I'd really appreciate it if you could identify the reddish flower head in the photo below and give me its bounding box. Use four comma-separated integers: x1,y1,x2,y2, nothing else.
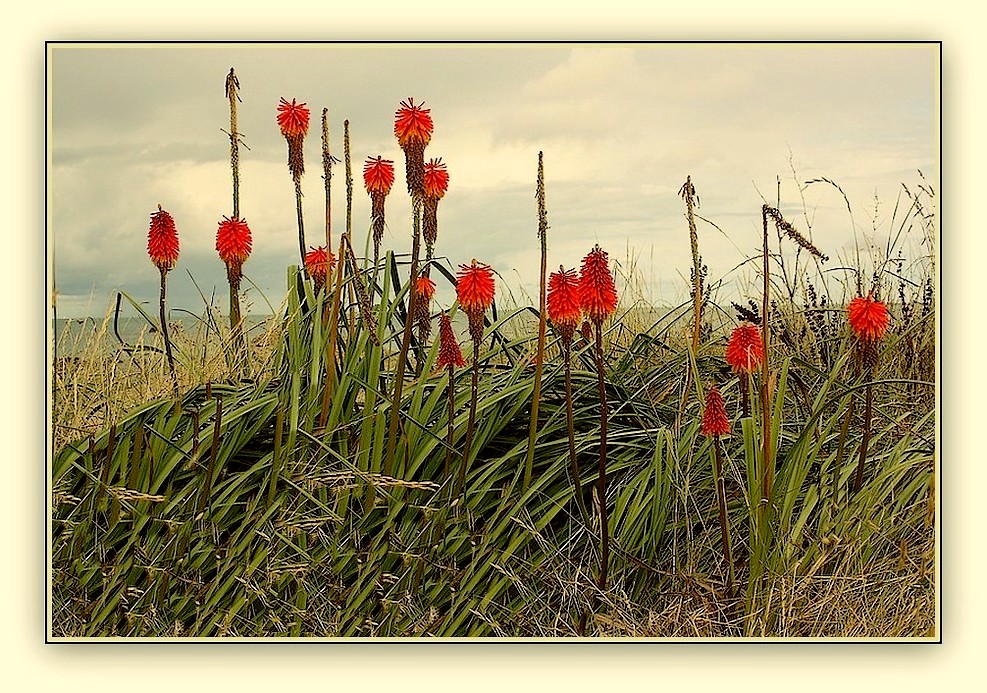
216,216,252,267
456,260,496,315
423,158,449,200
394,98,433,148
416,275,436,302
579,245,618,324
364,156,395,195
277,98,310,139
304,246,335,288
726,323,765,375
548,267,582,339
147,206,179,272
701,386,731,438
847,293,890,343
437,312,466,369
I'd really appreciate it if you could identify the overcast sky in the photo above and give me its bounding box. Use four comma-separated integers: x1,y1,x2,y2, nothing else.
49,42,938,319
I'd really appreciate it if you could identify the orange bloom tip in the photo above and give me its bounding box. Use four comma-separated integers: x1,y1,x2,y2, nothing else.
847,293,890,343
394,98,433,148
147,207,179,271
277,97,310,138
701,386,731,437
725,323,764,374
363,156,395,195
578,245,618,324
215,216,252,265
456,260,496,315
304,246,335,279
437,312,466,369
547,267,582,329
423,158,449,200
416,275,436,301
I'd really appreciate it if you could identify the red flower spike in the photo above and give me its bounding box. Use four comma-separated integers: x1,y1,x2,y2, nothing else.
394,98,433,148
216,216,252,266
702,386,731,437
437,312,466,369
147,206,180,272
725,323,765,375
364,156,395,195
416,275,436,302
277,98,310,138
456,260,496,315
304,246,335,289
579,244,618,324
423,158,449,200
847,293,890,343
548,267,582,342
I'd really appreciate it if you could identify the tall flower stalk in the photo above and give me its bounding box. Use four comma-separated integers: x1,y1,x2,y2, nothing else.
524,152,549,492
437,311,466,479
579,245,618,602
422,157,449,265
547,266,587,526
454,260,496,497
277,97,310,267
215,216,252,369
147,205,180,398
848,292,890,494
385,99,435,478
225,68,242,219
702,385,735,599
363,155,395,269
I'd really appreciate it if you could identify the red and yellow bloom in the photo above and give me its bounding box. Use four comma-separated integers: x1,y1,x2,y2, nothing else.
701,386,731,437
548,267,582,344
725,323,764,375
364,156,395,195
579,245,618,324
847,293,890,343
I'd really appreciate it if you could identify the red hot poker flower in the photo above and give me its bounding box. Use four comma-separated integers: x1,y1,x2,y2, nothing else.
579,245,618,325
456,260,496,315
701,386,731,437
364,156,395,195
394,98,433,148
148,206,180,272
416,275,436,302
726,323,765,375
304,246,335,291
437,312,466,369
548,267,582,343
277,98,310,138
423,158,449,200
216,216,252,266
847,293,890,343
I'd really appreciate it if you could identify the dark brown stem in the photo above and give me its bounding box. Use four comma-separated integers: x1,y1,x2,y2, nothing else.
594,322,610,593
158,268,179,399
225,68,240,219
564,342,590,527
456,337,481,498
294,175,306,270
322,108,331,251
384,200,423,478
760,205,772,508
852,379,874,495
444,364,456,479
712,436,735,598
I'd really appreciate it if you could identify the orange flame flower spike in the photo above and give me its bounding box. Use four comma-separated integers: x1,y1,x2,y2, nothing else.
364,156,395,195
423,158,449,200
147,206,180,272
395,98,434,199
416,275,436,301
701,386,731,438
304,246,335,292
725,323,765,375
277,98,310,138
437,312,466,369
456,260,496,315
394,98,433,147
847,293,890,343
579,245,618,325
216,216,252,285
548,267,582,344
